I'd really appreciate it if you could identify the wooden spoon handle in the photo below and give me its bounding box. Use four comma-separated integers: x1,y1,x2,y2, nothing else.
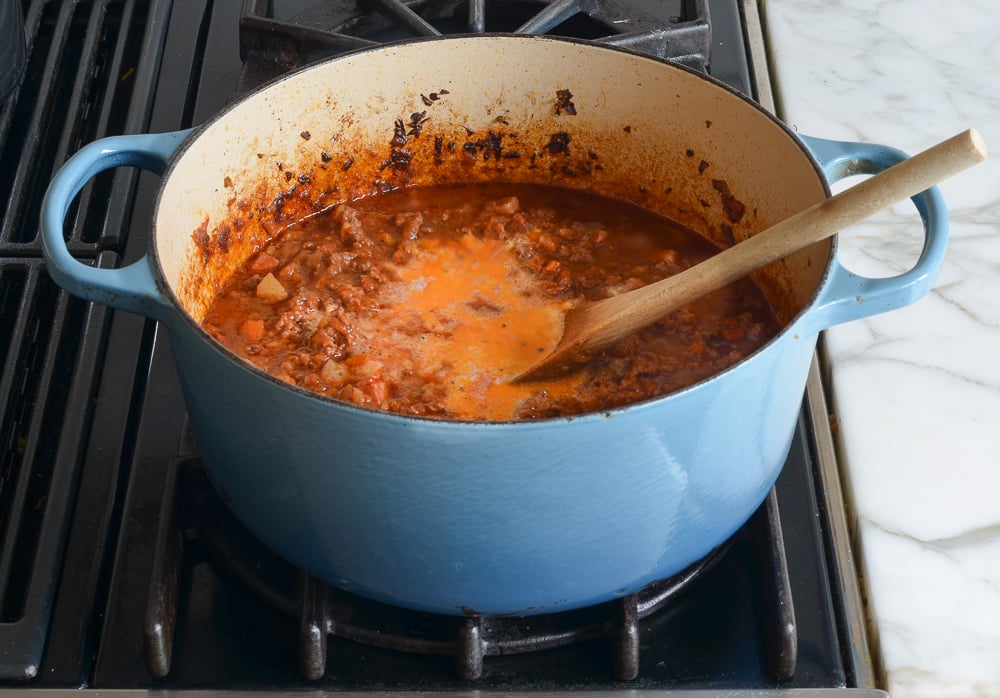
518,128,987,381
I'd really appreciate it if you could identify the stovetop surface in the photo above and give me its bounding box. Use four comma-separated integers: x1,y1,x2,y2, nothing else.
85,418,846,690
0,0,873,692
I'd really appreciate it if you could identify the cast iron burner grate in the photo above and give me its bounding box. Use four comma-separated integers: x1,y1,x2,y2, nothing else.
237,0,711,92
0,0,171,680
143,456,797,682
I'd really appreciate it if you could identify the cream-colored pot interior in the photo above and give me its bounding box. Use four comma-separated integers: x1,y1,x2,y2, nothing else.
154,36,828,328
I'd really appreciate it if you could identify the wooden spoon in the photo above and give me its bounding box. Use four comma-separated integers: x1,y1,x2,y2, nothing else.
514,128,987,383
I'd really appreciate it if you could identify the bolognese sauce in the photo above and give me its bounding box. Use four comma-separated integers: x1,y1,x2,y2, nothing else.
201,183,780,421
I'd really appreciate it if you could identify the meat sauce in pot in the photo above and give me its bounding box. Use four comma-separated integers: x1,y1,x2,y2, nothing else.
201,183,780,421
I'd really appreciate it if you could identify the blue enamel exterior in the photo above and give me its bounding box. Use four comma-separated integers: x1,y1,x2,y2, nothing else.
40,128,949,616
796,135,949,334
39,130,191,322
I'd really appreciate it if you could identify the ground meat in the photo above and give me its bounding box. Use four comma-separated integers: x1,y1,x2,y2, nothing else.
202,183,780,421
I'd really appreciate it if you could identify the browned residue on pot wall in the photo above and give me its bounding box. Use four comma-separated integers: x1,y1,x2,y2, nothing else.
175,77,813,330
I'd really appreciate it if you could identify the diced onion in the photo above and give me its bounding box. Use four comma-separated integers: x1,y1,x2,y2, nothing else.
320,359,348,384
256,272,288,302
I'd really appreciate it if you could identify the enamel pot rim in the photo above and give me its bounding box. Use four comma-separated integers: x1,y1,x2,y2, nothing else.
145,34,836,427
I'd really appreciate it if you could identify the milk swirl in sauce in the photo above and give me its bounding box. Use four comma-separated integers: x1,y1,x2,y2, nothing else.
201,183,780,421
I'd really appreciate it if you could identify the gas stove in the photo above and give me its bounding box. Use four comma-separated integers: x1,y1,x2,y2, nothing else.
0,0,882,695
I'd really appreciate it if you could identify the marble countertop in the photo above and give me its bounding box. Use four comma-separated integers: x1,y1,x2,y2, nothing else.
763,1,1000,696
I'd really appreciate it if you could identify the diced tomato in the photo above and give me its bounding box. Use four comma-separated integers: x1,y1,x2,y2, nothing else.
362,375,387,406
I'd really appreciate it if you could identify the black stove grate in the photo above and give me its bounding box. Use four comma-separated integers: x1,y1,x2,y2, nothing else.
0,0,165,255
0,254,110,680
237,0,711,92
141,457,797,683
0,0,174,680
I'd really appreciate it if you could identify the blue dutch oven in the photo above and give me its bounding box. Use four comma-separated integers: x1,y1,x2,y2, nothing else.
40,36,947,616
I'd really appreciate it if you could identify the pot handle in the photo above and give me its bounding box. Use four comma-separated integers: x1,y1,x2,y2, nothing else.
40,129,193,323
796,134,948,333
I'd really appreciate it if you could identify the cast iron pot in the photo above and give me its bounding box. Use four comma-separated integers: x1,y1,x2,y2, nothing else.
40,36,947,616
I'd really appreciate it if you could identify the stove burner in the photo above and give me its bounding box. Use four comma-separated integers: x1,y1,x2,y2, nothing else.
143,457,797,682
238,0,711,91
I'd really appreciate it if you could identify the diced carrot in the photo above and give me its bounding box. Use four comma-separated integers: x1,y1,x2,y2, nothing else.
721,324,745,342
687,340,707,355
249,252,280,274
241,318,265,341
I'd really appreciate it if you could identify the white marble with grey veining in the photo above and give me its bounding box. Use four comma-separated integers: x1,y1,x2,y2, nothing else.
763,0,1000,696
